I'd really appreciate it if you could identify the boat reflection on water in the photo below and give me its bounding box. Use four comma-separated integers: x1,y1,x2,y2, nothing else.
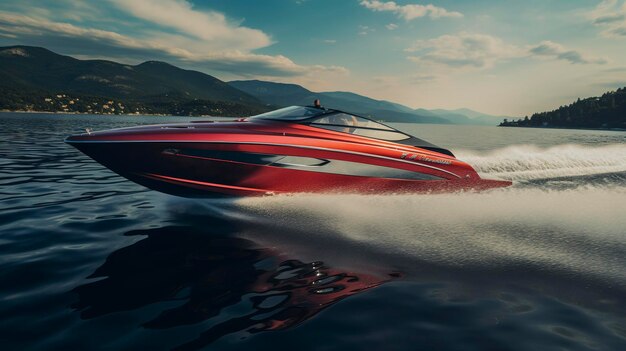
71,225,398,351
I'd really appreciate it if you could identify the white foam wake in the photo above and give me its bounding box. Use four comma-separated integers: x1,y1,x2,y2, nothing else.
456,144,626,181
169,142,626,289
232,187,626,285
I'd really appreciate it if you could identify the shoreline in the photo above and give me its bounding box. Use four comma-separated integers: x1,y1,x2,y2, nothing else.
4,110,625,131
498,124,626,132
0,109,222,118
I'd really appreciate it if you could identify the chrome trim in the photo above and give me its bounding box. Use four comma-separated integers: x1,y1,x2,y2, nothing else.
271,156,330,168
64,139,461,178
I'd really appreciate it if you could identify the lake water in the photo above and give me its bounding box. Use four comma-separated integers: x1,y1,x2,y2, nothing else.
2,112,626,351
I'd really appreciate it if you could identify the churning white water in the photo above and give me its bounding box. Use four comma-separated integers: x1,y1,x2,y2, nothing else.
457,144,626,181
190,144,622,294
165,141,626,317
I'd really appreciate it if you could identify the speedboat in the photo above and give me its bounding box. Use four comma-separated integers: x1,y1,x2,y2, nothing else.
65,106,511,197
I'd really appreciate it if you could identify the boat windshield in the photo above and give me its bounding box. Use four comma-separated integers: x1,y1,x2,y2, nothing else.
248,106,326,121
248,106,450,151
312,113,394,130
309,113,410,141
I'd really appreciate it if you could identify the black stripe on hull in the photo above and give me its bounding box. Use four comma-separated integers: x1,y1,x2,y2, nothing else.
166,148,444,181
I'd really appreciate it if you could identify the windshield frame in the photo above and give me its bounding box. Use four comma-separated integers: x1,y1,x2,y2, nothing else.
249,106,403,132
248,106,454,155
247,106,329,121
305,111,411,141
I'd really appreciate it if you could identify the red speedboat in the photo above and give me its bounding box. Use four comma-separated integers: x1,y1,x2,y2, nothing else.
65,106,511,197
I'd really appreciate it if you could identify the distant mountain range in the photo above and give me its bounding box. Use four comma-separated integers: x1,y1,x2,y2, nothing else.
229,80,508,125
0,46,266,116
0,45,510,124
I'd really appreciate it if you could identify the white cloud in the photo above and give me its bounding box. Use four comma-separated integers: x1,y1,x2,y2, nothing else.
0,13,151,50
358,25,374,35
0,12,349,78
589,0,626,37
109,0,271,52
323,39,337,44
593,13,625,25
360,0,463,20
405,32,520,69
528,41,608,65
386,23,398,30
405,32,607,69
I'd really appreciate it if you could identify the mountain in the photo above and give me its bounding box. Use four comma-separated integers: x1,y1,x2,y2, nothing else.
423,108,508,125
320,91,416,114
0,45,266,116
421,109,474,124
449,108,497,119
229,79,511,125
500,88,626,129
449,108,510,125
228,80,319,107
0,45,509,123
413,108,441,118
229,80,450,124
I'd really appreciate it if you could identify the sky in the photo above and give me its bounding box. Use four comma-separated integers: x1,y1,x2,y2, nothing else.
1,0,625,116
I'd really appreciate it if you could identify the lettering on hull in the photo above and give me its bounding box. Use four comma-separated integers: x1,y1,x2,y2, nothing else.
400,152,452,165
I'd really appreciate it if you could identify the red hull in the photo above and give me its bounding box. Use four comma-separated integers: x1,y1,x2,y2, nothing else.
66,113,511,197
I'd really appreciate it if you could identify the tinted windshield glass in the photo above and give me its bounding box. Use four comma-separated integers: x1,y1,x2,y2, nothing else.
310,113,409,141
316,125,410,141
312,113,394,130
249,106,325,121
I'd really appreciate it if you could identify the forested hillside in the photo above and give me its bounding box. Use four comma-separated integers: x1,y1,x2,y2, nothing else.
500,88,626,129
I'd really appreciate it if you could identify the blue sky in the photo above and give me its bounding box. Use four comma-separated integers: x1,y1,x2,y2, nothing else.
1,0,625,116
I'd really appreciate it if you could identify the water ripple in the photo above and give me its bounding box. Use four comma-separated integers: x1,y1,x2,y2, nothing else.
1,112,625,351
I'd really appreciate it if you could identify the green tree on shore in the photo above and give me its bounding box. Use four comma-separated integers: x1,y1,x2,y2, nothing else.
500,87,626,129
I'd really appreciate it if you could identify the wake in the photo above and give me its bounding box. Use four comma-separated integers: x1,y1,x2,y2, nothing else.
169,143,626,286
456,144,626,181
167,143,626,314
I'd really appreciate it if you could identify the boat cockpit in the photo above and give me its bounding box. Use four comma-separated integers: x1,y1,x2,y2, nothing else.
249,106,454,156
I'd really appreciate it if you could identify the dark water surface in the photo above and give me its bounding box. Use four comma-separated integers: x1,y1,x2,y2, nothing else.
2,112,626,350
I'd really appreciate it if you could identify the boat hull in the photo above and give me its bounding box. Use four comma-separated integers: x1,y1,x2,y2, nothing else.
67,139,511,198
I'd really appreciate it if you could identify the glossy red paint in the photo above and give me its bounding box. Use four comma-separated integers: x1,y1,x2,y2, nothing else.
66,117,511,197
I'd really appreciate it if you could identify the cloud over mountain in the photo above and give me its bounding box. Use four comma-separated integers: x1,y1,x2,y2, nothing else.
0,2,347,78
